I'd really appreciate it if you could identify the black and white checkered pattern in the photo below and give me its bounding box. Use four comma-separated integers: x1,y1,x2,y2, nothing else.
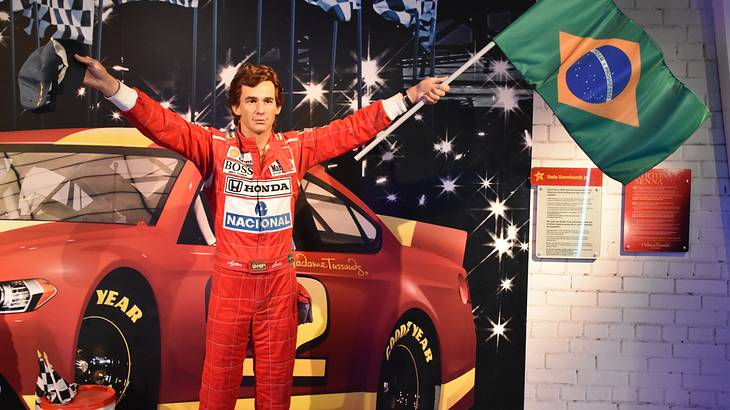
21,0,94,45
372,0,437,48
372,0,418,28
417,0,436,49
112,0,198,7
34,351,78,409
303,0,359,22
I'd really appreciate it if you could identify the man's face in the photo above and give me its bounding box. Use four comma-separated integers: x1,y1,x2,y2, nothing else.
232,80,282,137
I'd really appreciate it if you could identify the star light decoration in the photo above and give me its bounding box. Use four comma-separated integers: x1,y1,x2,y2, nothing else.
466,177,530,279
159,96,176,111
486,311,512,349
384,191,398,203
377,140,402,166
0,27,6,47
436,175,461,198
295,76,329,110
0,11,9,22
488,59,514,82
499,277,515,293
433,134,455,158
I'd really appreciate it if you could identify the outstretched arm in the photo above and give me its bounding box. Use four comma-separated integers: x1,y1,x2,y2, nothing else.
295,76,449,175
74,54,215,178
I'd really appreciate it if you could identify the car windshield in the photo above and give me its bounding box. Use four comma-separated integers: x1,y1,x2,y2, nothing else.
0,146,183,225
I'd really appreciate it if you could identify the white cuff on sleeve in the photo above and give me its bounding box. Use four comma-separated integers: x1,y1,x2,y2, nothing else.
105,82,138,112
382,93,408,120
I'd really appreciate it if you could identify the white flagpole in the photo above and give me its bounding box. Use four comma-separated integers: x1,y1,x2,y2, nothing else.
354,40,496,161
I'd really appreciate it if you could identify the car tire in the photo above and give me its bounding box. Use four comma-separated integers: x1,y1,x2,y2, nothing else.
376,311,441,410
74,269,160,410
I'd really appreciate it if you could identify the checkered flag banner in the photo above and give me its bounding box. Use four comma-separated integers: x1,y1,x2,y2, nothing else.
373,0,438,48
302,0,359,22
34,351,78,409
19,0,94,45
372,0,438,48
417,0,436,49
0,0,27,10
111,0,198,7
372,0,418,27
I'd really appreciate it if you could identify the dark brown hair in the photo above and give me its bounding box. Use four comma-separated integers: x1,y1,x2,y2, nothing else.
227,63,284,125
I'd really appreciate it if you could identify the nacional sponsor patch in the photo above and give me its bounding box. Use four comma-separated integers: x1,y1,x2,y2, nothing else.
223,194,292,233
224,176,292,199
222,159,254,178
224,211,292,233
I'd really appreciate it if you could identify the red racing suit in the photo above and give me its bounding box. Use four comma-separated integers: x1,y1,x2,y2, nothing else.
113,84,397,409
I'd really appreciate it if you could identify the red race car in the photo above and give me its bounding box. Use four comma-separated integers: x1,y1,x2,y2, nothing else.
0,128,475,410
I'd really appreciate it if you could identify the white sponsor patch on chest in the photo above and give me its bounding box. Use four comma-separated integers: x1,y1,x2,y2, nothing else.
222,159,254,178
269,160,288,176
223,194,292,233
224,176,292,199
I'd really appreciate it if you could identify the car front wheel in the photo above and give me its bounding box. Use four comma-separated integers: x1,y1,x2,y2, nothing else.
74,269,160,410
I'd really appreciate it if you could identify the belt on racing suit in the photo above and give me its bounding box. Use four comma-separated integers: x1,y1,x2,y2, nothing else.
215,253,294,274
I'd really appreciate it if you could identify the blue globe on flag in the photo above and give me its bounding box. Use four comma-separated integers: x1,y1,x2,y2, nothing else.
566,45,632,104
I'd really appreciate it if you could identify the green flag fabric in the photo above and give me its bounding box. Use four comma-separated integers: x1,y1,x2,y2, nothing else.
494,0,709,184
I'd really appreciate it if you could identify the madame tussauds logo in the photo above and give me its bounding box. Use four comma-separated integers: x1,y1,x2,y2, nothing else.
224,176,292,198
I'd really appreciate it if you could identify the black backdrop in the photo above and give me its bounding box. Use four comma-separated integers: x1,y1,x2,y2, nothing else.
0,1,533,408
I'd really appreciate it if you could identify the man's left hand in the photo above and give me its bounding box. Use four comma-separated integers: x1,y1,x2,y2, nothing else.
407,76,450,105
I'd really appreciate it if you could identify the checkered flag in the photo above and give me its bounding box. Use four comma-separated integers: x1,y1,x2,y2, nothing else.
34,351,78,409
372,0,419,27
20,0,94,45
417,0,437,49
303,0,359,22
111,0,198,7
372,0,438,48
0,0,29,10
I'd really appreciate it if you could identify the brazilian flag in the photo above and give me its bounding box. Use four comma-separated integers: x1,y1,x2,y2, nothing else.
495,0,709,184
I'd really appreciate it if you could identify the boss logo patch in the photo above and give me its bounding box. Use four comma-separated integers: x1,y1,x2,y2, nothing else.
223,159,253,178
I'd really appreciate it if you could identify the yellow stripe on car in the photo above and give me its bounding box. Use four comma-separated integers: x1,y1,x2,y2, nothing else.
438,367,475,410
377,214,416,247
57,128,154,148
158,392,377,410
0,220,51,233
243,358,326,378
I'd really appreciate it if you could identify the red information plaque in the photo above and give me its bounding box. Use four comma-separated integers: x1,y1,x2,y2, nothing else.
623,169,691,252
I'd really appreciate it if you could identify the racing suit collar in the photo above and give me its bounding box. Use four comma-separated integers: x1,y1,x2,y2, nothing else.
235,126,273,153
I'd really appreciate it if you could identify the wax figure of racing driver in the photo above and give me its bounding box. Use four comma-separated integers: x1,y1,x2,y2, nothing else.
75,53,448,410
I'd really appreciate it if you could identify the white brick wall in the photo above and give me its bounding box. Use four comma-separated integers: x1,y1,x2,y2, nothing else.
525,0,730,409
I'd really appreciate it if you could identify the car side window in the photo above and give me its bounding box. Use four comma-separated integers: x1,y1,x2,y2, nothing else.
178,189,215,246
293,175,380,253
